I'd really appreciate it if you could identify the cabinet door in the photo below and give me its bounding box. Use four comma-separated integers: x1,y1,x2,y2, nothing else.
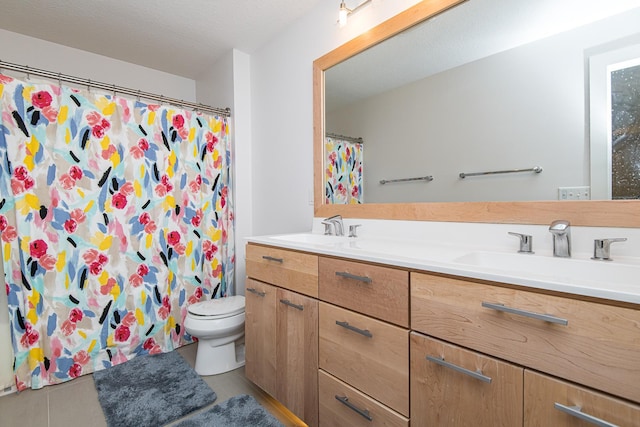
276,288,319,427
244,279,277,397
411,332,523,427
525,370,640,427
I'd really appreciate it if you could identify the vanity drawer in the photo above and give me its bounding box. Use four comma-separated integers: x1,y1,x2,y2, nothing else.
411,272,640,403
319,257,409,327
246,244,318,297
319,302,409,416
319,370,409,427
525,370,640,427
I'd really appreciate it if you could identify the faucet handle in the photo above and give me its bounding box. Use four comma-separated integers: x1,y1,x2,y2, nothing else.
592,238,627,261
508,232,534,254
348,224,362,238
549,220,570,233
321,220,335,236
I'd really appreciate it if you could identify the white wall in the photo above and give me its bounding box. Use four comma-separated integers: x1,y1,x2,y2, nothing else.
229,51,252,296
195,49,252,295
249,0,422,236
0,29,196,100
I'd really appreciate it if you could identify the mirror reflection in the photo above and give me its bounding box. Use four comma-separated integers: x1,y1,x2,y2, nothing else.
324,0,640,204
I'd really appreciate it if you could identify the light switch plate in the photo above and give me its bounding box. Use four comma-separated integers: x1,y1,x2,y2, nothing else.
558,186,590,200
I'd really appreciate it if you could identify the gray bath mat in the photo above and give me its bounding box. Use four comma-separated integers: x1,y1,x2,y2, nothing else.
174,394,285,427
93,350,217,427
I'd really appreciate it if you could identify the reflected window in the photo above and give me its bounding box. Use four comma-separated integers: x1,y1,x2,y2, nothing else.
611,61,640,199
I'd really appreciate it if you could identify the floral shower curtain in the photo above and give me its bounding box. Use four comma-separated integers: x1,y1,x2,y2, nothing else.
0,74,234,390
325,136,363,204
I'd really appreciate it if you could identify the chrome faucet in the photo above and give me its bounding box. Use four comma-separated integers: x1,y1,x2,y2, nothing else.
322,215,344,236
549,220,571,257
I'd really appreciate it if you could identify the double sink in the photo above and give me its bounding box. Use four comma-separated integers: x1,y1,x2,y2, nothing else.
258,232,640,304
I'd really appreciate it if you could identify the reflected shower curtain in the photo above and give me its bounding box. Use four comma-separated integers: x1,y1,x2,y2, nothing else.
0,74,234,390
325,136,363,204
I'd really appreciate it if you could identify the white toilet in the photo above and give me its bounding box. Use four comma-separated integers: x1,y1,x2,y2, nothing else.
184,295,246,376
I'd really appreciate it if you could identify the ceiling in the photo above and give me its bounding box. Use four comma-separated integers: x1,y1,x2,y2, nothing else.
0,0,323,79
325,0,640,111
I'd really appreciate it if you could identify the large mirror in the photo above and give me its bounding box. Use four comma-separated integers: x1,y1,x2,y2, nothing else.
313,0,640,227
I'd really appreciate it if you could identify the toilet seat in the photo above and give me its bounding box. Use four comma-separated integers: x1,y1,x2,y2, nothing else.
187,295,245,320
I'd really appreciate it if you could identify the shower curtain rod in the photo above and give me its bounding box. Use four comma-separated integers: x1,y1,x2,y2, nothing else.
0,60,231,117
326,132,364,144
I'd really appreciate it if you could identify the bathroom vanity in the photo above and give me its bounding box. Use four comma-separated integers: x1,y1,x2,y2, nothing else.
245,223,640,427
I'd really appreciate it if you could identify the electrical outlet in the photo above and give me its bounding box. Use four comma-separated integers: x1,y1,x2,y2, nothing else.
558,186,590,200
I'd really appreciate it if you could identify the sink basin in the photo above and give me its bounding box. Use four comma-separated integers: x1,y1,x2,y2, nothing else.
346,238,463,262
268,233,348,245
453,251,640,288
266,234,459,261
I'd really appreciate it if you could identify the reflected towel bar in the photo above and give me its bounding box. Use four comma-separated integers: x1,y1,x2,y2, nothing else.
459,166,542,179
380,175,433,185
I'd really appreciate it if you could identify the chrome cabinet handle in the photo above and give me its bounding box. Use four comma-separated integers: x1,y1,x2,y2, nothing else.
246,288,266,297
426,355,492,383
335,395,372,421
335,271,372,283
335,320,373,338
279,299,303,311
262,255,283,263
481,301,569,326
554,403,619,427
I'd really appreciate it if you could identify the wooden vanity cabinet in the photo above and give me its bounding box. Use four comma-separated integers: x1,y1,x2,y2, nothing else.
275,288,318,427
246,242,640,426
524,370,640,427
411,333,523,426
411,272,640,403
318,257,409,327
318,256,410,426
245,244,319,427
246,244,319,297
319,302,409,415
319,370,409,427
245,278,277,396
411,271,640,426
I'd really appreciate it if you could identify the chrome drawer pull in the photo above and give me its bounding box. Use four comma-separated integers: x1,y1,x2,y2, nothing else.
262,255,284,263
335,320,373,338
335,271,372,283
481,302,569,326
554,403,619,427
279,299,304,311
426,355,492,383
246,288,266,297
335,395,373,421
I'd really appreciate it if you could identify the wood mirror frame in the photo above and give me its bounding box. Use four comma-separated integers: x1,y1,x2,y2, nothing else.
313,0,639,227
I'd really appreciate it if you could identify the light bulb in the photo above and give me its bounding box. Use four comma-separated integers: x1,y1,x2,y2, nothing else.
338,2,349,27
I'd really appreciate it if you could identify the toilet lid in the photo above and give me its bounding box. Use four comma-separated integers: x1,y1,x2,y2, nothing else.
188,295,245,318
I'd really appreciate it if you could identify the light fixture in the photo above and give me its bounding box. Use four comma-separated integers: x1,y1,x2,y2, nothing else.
338,0,373,27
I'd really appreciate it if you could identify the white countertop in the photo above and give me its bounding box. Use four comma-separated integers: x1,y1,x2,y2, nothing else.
247,230,640,305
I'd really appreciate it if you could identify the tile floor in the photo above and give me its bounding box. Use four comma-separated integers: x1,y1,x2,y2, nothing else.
0,343,305,427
